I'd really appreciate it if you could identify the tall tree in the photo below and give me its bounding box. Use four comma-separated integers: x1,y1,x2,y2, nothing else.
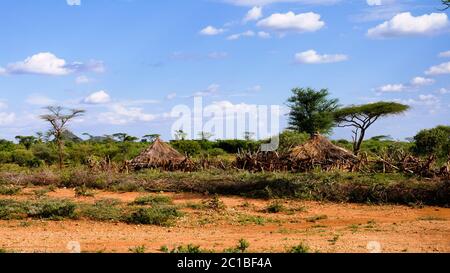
286,87,339,135
40,106,85,169
112,133,138,142
198,131,213,141
334,102,410,155
15,135,37,150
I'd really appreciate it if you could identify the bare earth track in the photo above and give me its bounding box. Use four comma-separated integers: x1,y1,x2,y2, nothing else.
1,188,449,253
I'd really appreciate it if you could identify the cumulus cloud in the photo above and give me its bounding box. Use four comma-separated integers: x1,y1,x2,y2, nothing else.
375,84,406,93
0,52,104,76
425,61,450,75
0,102,15,125
244,6,263,22
98,104,156,125
199,26,225,36
84,90,111,104
439,50,450,58
294,50,348,64
257,12,325,33
66,0,81,6
0,112,15,126
411,77,435,86
439,88,450,94
223,0,339,6
367,12,449,38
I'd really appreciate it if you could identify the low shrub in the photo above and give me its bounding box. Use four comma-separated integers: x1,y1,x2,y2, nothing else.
0,185,21,195
131,194,172,206
288,243,310,253
126,205,182,226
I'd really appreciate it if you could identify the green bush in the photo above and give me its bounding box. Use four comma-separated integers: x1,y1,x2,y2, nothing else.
27,199,77,220
131,194,172,206
80,199,123,222
277,130,309,153
413,125,450,159
11,149,37,167
265,200,285,213
171,140,202,156
288,243,310,253
126,206,182,226
0,185,21,195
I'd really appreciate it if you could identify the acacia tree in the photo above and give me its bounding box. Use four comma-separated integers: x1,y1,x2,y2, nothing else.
286,87,339,135
15,135,37,150
40,106,85,169
142,134,161,142
442,0,450,10
334,102,409,155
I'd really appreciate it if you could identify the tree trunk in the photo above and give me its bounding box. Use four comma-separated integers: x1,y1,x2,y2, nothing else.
56,135,64,170
354,129,366,156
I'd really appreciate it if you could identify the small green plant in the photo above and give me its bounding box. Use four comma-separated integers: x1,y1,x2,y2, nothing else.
159,245,169,253
224,239,250,253
288,243,310,253
237,214,266,226
131,194,172,206
328,234,340,245
265,200,285,213
74,185,95,197
170,244,202,253
126,206,182,226
129,245,146,253
202,195,225,211
0,185,21,196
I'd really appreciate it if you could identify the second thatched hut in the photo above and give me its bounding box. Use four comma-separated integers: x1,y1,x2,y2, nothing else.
128,138,193,171
290,133,358,171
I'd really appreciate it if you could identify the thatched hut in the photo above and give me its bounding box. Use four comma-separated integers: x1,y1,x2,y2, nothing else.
290,133,358,171
128,138,192,171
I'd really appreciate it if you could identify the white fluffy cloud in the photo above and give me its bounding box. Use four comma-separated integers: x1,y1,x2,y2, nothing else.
257,11,325,33
0,112,15,126
367,12,449,38
376,84,406,93
199,26,225,36
244,6,263,22
439,50,450,58
66,0,81,6
294,50,348,64
0,102,15,125
84,90,111,104
411,77,435,86
98,104,156,125
425,62,450,75
223,0,339,6
0,52,104,76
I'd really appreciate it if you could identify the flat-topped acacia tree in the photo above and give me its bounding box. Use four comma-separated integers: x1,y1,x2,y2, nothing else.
334,102,410,155
40,106,85,169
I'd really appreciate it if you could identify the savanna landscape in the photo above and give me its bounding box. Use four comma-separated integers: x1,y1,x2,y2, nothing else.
0,0,450,255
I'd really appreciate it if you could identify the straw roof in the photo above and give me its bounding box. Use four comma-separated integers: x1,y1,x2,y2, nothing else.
130,138,186,168
290,134,357,163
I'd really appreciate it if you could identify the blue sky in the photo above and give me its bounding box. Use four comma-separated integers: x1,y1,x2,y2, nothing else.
0,0,449,141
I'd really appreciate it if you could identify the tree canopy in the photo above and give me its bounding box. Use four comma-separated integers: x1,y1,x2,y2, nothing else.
286,87,339,135
413,125,450,159
334,102,410,154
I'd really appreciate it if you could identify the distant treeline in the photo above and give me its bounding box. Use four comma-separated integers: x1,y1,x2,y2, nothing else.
0,126,449,168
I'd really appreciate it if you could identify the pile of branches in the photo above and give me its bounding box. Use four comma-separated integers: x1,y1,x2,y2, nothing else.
235,150,291,172
122,158,197,173
367,148,450,178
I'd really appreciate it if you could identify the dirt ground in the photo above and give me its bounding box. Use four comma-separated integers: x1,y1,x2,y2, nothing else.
1,187,449,253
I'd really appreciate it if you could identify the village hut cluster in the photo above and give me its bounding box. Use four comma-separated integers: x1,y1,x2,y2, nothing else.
127,134,360,173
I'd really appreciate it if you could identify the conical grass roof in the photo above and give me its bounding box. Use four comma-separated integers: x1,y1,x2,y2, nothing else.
130,138,186,167
290,134,357,163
